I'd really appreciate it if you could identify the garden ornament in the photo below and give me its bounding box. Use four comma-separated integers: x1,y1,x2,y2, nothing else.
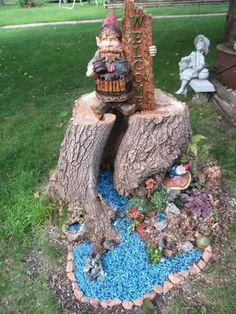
86,12,156,118
83,252,106,280
176,34,210,95
162,162,192,190
168,161,190,177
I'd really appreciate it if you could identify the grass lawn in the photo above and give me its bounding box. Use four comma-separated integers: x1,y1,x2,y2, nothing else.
0,2,229,26
0,15,236,313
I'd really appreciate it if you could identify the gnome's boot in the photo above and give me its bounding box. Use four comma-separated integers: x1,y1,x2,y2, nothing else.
91,101,111,120
116,101,137,117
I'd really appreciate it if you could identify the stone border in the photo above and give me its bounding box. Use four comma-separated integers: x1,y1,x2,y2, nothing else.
66,244,213,310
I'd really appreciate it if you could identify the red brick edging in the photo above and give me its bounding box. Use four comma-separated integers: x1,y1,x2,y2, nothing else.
66,244,212,309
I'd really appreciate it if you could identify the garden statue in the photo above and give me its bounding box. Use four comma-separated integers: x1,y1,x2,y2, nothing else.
86,12,157,117
176,34,210,95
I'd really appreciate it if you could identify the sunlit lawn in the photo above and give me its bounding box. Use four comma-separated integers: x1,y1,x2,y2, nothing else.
0,2,229,26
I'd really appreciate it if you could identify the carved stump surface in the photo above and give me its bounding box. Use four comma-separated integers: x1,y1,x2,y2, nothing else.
114,89,191,196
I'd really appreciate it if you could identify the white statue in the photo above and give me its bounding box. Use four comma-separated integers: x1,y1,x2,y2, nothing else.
176,34,210,95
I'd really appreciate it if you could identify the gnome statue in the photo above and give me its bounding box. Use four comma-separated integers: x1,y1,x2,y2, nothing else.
86,12,156,118
86,12,133,117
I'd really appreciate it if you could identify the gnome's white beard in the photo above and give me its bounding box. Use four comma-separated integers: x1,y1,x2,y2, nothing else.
99,47,123,62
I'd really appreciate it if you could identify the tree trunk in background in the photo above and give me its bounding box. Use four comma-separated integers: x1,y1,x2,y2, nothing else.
224,0,236,47
0,0,4,5
47,90,191,248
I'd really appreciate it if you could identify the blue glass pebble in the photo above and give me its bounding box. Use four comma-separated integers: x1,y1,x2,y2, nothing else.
156,211,167,221
72,171,202,301
68,223,81,231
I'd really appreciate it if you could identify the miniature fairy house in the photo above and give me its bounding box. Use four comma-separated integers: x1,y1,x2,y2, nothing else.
47,0,192,249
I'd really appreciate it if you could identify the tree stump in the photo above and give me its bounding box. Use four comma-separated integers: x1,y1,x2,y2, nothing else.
114,89,191,196
47,92,118,248
47,89,191,247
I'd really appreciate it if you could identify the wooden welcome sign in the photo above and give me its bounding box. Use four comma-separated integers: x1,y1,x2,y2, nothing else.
122,0,155,110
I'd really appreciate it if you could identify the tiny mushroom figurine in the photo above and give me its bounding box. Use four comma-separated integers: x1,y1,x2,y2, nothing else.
145,178,157,197
86,12,157,118
176,34,210,95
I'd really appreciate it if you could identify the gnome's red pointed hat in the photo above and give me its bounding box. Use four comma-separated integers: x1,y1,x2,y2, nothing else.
100,12,122,40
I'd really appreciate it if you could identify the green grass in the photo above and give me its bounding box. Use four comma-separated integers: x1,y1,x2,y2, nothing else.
0,15,236,313
0,2,229,26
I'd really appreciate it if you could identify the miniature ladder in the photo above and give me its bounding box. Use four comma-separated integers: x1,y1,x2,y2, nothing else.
58,0,98,10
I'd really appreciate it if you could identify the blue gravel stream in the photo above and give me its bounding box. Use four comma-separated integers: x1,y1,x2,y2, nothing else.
72,171,202,301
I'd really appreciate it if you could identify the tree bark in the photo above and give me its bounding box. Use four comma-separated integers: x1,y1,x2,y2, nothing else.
212,94,236,125
47,92,118,249
224,0,236,46
114,89,191,196
47,89,191,247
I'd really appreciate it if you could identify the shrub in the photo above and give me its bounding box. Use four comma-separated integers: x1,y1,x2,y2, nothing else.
181,188,211,218
17,0,44,8
127,185,168,215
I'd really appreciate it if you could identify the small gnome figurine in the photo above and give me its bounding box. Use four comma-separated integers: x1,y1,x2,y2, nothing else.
162,162,192,190
86,12,134,117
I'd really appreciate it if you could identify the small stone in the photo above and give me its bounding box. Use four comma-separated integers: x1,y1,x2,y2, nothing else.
72,281,78,290
168,202,180,215
153,285,163,294
67,252,74,261
197,259,207,270
144,291,156,300
181,241,194,252
154,220,167,231
164,249,173,257
67,244,73,251
90,298,100,308
169,273,182,285
202,250,212,263
100,301,109,309
178,270,189,278
122,300,133,310
81,296,90,303
74,289,83,300
205,245,212,253
163,281,173,293
167,190,181,202
66,261,74,273
108,299,122,307
67,271,75,282
133,297,144,306
189,263,201,275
